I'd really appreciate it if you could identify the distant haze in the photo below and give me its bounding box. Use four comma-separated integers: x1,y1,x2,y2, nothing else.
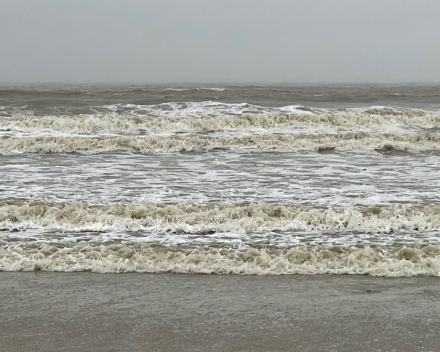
1,0,440,84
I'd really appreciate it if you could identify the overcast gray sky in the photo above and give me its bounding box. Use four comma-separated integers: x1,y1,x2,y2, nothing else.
1,0,439,83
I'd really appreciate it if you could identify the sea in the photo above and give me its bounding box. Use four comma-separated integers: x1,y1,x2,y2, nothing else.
1,83,440,276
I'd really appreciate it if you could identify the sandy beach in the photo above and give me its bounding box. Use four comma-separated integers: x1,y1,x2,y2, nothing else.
1,273,439,352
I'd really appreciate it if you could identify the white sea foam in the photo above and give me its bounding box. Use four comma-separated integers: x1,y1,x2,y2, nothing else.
2,201,440,275
2,110,437,137
87,101,440,118
94,101,313,117
196,87,227,91
2,202,440,233
1,132,439,154
2,241,440,276
163,88,191,91
3,150,438,207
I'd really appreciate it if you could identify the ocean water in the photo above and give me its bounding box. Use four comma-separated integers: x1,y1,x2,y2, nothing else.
1,83,440,275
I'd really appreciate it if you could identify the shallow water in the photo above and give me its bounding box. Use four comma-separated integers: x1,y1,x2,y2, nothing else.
3,273,440,351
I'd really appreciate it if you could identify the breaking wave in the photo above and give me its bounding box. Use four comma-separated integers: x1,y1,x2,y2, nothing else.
2,241,440,276
1,110,439,136
94,101,314,118
2,202,440,233
1,132,440,154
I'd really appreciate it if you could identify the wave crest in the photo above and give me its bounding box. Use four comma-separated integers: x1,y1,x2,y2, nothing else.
2,110,438,136
2,202,440,232
2,241,440,276
1,133,440,154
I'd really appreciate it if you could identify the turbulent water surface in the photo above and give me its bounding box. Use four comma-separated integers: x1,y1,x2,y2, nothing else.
1,84,440,275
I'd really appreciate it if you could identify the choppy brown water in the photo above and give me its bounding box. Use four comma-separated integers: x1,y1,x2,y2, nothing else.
1,84,440,275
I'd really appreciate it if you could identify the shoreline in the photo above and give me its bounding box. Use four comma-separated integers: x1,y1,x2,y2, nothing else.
1,272,439,351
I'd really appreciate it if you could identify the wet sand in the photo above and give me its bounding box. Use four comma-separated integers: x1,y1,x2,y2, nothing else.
1,273,439,352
